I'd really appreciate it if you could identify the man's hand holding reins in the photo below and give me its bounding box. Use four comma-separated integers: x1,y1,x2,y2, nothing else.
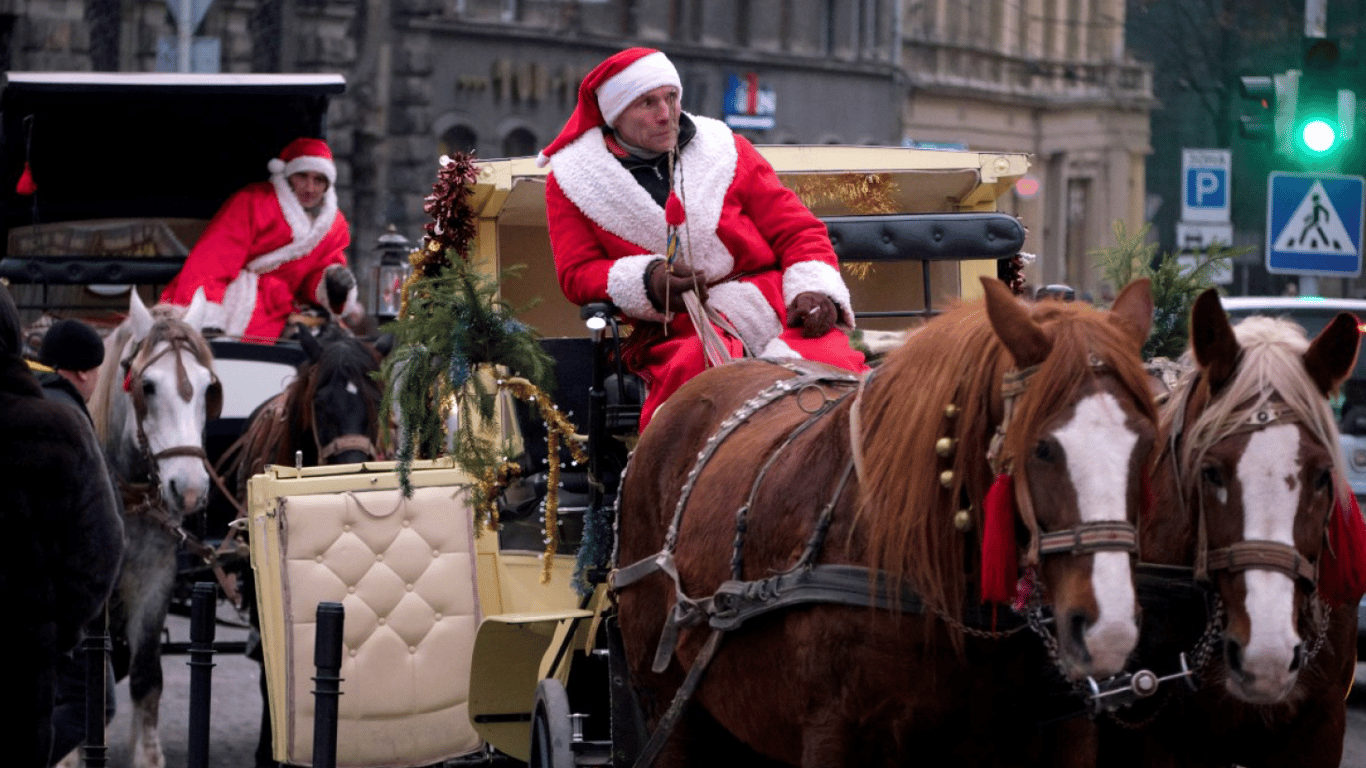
646,259,708,314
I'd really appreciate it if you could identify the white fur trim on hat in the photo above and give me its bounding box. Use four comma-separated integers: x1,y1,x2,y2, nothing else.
597,51,682,127
280,155,336,185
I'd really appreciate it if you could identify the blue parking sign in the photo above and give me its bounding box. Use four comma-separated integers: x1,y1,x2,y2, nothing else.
1266,172,1365,277
1181,149,1231,223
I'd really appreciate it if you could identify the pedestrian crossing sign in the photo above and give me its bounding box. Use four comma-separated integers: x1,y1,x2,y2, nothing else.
1266,171,1365,277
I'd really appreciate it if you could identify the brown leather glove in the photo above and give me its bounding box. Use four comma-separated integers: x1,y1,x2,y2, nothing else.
646,260,709,314
787,292,838,338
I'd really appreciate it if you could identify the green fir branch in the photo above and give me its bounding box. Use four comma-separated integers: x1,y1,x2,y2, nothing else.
1093,221,1246,360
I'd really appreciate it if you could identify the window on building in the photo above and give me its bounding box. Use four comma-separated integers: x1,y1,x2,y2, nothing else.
736,0,751,47
823,0,838,54
778,0,792,52
441,125,478,156
502,127,537,158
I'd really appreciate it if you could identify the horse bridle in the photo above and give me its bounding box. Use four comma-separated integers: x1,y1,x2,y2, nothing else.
1171,395,1323,591
988,359,1142,568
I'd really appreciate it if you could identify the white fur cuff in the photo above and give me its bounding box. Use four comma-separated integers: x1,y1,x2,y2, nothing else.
782,260,855,328
607,254,668,322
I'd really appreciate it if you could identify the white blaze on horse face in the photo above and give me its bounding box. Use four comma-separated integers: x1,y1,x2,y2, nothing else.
1235,424,1302,697
1053,391,1140,669
139,340,214,513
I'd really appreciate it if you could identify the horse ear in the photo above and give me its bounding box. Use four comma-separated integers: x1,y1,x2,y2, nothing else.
1303,312,1361,396
374,332,395,357
980,276,1051,369
182,288,209,331
1190,288,1240,394
1108,278,1154,351
128,288,154,339
298,323,325,362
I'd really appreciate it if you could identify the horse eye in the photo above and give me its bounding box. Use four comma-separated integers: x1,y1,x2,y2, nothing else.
142,381,156,397
1034,439,1057,462
1315,468,1332,491
1201,465,1223,487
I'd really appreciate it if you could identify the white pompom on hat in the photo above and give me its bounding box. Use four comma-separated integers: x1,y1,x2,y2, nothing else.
536,48,682,167
267,137,337,185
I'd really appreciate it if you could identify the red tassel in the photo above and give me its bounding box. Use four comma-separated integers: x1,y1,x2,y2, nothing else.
665,191,685,227
1320,492,1366,606
981,473,1019,604
16,162,36,195
122,371,133,392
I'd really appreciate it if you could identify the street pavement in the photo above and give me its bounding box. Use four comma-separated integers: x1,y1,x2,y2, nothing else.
95,611,1366,767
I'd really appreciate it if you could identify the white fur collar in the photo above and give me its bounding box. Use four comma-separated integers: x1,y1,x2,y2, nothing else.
549,114,739,279
246,175,340,275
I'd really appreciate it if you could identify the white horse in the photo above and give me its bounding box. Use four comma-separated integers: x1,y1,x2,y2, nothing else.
88,288,220,768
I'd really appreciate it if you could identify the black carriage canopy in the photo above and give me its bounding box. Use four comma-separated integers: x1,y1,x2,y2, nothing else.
0,72,345,284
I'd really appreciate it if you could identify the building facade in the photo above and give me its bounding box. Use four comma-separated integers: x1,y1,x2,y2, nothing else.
0,0,1153,304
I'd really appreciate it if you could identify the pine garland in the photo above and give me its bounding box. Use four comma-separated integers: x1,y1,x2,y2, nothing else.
1093,221,1244,360
380,151,579,580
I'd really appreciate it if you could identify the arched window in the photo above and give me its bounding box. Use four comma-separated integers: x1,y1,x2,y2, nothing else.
441,124,478,156
502,127,537,158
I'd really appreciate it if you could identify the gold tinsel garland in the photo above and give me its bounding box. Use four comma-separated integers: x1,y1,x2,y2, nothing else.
785,173,903,280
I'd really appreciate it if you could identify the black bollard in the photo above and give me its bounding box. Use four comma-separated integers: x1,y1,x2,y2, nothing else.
187,582,217,768
312,601,345,768
80,614,110,768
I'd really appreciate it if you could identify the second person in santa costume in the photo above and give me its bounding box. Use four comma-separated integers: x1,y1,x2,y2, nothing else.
160,137,361,342
541,47,866,432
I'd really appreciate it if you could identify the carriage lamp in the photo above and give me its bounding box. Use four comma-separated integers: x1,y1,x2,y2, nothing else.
375,224,413,322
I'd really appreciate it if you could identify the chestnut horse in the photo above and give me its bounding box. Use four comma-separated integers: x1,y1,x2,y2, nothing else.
1099,289,1362,767
613,277,1160,767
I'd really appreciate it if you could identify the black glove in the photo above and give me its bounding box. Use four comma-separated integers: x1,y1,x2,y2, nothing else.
786,292,838,338
324,265,357,313
645,260,708,314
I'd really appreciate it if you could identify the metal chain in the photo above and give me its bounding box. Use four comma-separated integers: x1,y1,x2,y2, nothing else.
1185,594,1227,677
1299,594,1332,667
928,601,1030,639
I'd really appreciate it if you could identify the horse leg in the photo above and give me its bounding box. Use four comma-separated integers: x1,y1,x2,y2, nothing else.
121,529,177,768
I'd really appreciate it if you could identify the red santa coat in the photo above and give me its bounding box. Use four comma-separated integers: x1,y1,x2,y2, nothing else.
546,114,864,431
160,177,351,342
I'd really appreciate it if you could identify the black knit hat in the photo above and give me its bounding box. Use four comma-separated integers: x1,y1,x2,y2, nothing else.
40,318,105,371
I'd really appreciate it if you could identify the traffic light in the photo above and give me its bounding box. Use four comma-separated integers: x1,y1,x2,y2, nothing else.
1291,38,1355,164
1240,71,1299,156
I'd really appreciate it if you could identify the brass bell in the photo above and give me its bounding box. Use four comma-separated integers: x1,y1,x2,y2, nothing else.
953,509,972,532
939,470,954,488
944,404,960,419
935,437,956,458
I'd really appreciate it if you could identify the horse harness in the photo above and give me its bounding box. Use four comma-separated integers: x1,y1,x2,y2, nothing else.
610,358,1145,765
118,325,245,605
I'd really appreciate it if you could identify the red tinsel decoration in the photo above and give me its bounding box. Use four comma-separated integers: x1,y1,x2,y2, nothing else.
981,473,1019,604
419,152,481,277
1320,492,1366,606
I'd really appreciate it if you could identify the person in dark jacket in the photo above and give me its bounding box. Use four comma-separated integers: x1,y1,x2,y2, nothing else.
0,287,124,767
32,317,122,765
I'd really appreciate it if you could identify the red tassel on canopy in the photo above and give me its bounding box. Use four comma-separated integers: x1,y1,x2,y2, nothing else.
1319,492,1366,606
665,190,685,227
16,162,36,195
981,473,1019,604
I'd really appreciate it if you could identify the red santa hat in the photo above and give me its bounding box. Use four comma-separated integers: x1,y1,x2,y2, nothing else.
267,137,337,185
536,48,682,167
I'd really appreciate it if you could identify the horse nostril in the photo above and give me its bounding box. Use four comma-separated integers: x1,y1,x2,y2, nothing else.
1068,612,1092,662
168,478,181,501
1288,643,1304,673
1225,638,1244,674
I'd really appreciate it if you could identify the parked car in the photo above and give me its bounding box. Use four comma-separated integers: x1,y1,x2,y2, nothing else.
1218,295,1366,653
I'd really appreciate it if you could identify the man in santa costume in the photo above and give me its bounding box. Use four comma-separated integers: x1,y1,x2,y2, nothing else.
542,47,865,432
160,137,360,342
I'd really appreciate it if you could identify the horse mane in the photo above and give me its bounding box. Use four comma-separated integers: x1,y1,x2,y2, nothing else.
857,297,1157,620
1164,315,1345,502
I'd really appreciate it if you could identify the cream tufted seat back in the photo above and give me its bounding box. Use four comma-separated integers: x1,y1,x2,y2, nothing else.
251,463,483,768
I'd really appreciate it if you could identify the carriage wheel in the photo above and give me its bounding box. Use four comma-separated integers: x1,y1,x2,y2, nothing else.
529,678,575,768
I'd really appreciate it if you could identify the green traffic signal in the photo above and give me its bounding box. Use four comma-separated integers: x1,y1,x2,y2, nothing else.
1299,118,1338,153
